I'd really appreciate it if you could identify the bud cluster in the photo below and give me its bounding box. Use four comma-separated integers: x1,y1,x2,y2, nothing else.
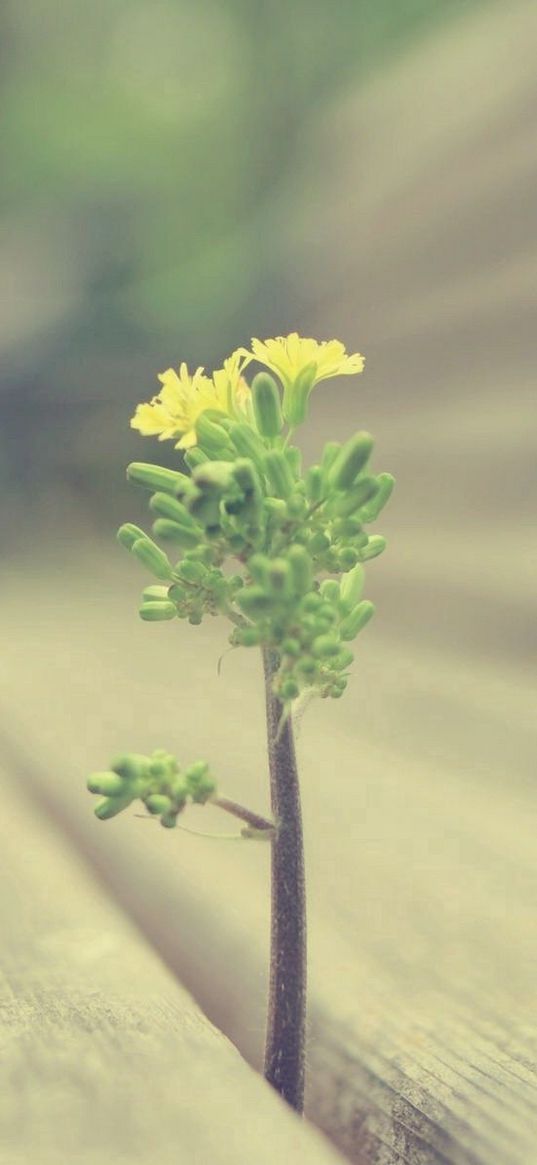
117,373,394,704
87,750,216,827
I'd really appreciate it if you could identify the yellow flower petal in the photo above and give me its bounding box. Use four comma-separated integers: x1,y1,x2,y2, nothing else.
249,333,364,387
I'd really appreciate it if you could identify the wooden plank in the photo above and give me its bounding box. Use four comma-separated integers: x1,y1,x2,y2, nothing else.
0,779,345,1165
0,544,535,1165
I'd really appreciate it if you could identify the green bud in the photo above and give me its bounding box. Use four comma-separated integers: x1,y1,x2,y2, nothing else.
332,648,354,671
237,626,262,646
152,519,200,548
111,753,149,780
145,794,172,815
161,810,180,828
127,463,190,495
331,517,364,538
338,547,359,570
117,523,148,550
297,655,317,674
187,493,221,528
139,601,176,621
300,591,323,613
360,473,395,522
142,585,171,601
282,636,301,656
184,761,216,802
286,492,307,519
263,497,288,527
87,771,126,796
193,461,235,492
251,372,283,437
320,579,340,603
131,538,173,580
311,634,341,658
178,559,207,583
284,446,302,478
195,413,232,454
281,678,299,700
94,794,133,820
282,362,317,426
339,564,365,612
328,432,374,490
360,535,387,561
333,476,378,518
233,458,262,495
339,600,375,640
248,553,271,584
228,423,267,470
263,450,295,499
184,447,209,469
304,466,323,503
321,442,342,474
309,532,330,555
167,582,188,603
267,559,292,596
287,545,312,595
236,587,273,616
149,493,196,525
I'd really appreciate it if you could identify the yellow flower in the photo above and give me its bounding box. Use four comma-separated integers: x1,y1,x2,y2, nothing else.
246,333,364,387
130,355,251,449
242,332,364,425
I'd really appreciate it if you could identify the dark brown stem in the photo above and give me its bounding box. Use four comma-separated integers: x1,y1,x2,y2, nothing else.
262,647,306,1113
211,796,274,834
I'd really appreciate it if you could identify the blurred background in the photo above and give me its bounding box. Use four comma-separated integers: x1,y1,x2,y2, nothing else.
2,2,537,1159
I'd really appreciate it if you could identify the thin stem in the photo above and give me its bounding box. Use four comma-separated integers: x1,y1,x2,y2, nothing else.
211,796,274,834
262,647,306,1113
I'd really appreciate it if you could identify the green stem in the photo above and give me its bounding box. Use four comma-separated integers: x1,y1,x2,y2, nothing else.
262,647,307,1113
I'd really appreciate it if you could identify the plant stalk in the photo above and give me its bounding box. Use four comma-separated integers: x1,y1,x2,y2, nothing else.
262,647,307,1113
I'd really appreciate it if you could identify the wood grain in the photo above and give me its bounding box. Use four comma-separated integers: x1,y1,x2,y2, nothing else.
0,779,345,1165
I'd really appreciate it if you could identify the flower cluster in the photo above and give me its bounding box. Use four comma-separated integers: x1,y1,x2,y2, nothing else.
87,750,216,828
117,335,394,706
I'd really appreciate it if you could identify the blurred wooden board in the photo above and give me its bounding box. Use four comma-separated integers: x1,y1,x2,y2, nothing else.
0,778,344,1165
0,543,535,1165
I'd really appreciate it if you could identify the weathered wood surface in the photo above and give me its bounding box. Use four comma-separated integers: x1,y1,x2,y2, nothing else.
2,2,537,1163
0,779,345,1165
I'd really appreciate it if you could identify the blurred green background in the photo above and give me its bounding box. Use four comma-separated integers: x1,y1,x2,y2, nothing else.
3,0,485,527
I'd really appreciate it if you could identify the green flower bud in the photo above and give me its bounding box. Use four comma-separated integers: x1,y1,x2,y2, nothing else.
320,441,342,474
117,523,147,550
360,535,387,561
284,446,302,478
332,476,378,518
327,433,374,490
304,466,323,503
237,626,262,647
131,538,173,580
233,458,262,495
297,655,317,674
339,599,375,640
267,559,292,596
152,518,199,548
184,447,209,469
320,579,340,603
309,532,330,555
161,810,180,828
111,754,149,780
282,636,301,656
311,634,341,658
339,564,365,612
149,493,196,525
263,450,295,499
142,585,171,601
360,473,395,522
286,493,307,519
281,678,299,700
287,545,312,595
337,547,359,570
187,494,221,528
332,648,354,671
184,761,216,803
127,463,190,495
263,497,288,527
195,413,232,454
300,591,322,613
248,553,271,584
282,362,317,426
236,587,273,616
331,517,364,538
145,794,172,815
139,601,176,621
228,423,267,470
87,771,126,796
178,559,207,583
193,461,236,492
94,794,133,820
251,372,284,437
